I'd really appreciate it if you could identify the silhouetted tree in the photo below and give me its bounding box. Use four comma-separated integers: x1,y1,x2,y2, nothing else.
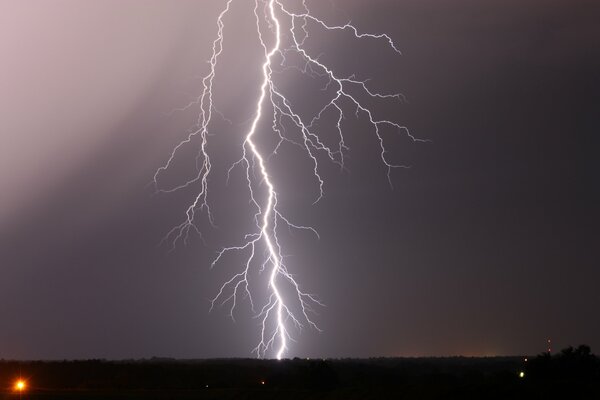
527,344,600,386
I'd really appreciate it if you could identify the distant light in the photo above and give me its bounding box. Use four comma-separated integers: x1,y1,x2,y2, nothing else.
524,358,528,362
261,380,265,385
15,380,26,391
519,371,525,379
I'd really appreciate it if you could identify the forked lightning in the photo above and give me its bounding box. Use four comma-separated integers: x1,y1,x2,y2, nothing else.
154,0,421,359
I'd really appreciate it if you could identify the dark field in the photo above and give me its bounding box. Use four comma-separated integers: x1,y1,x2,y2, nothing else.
1,348,598,399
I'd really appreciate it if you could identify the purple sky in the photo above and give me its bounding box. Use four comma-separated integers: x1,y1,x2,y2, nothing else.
0,0,598,359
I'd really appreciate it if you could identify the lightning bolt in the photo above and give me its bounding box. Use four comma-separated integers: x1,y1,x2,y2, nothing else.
153,0,422,359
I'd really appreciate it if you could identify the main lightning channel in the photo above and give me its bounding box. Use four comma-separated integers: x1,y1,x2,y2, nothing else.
243,0,287,360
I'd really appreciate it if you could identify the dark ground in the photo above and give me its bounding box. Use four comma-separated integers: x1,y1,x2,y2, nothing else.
1,347,598,399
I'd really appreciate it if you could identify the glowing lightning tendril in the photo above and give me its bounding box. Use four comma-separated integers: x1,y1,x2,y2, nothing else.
154,0,422,360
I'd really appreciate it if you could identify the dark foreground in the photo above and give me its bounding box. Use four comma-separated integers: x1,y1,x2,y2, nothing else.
1,347,598,399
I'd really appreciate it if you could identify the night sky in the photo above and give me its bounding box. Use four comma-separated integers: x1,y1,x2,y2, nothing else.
1,0,598,360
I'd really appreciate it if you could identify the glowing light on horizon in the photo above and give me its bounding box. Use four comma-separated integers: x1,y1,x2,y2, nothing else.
154,0,421,359
14,379,26,392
